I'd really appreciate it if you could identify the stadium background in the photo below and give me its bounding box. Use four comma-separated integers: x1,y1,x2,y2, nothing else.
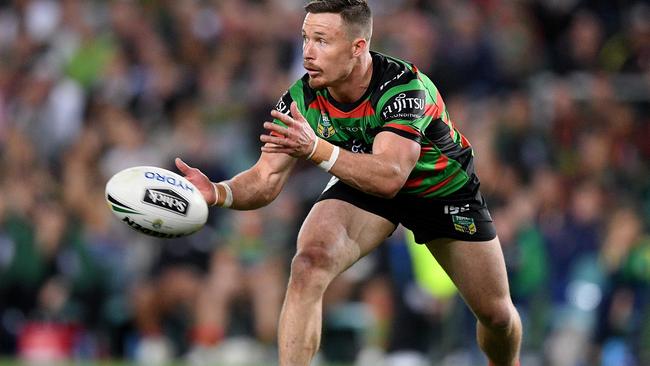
0,0,648,365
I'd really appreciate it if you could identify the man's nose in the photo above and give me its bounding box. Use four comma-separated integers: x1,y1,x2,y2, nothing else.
303,41,315,60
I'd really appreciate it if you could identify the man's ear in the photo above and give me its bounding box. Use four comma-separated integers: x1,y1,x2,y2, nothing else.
352,38,367,56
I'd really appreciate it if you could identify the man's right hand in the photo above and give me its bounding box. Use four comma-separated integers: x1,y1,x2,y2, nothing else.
261,102,318,159
175,158,217,206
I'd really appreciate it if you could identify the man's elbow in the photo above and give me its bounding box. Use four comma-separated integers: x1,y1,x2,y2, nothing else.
376,178,404,199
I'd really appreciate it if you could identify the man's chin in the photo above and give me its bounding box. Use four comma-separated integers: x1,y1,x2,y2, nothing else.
308,76,326,90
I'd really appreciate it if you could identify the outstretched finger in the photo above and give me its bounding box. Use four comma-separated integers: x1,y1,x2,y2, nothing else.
270,109,297,127
261,145,294,154
260,134,299,147
175,157,192,174
263,122,289,136
290,101,306,123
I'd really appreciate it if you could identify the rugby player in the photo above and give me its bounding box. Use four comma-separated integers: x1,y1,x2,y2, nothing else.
176,1,522,365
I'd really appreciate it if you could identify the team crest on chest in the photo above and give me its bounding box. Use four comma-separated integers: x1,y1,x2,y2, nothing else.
317,114,336,138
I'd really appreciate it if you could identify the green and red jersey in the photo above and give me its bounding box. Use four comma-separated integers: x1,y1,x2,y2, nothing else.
274,51,478,198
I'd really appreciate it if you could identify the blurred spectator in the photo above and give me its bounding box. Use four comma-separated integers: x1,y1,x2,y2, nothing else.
595,207,650,366
553,10,605,73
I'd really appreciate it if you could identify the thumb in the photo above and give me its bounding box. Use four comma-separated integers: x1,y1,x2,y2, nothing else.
290,102,306,123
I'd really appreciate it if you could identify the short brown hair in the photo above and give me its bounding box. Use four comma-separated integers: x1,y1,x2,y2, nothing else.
304,0,372,40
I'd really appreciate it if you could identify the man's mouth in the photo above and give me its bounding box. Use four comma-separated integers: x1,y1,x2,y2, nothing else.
305,65,321,76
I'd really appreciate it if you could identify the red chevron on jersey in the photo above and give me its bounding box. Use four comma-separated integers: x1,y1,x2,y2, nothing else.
309,95,375,119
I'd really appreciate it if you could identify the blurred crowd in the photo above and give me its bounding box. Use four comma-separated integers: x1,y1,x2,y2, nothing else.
0,0,648,365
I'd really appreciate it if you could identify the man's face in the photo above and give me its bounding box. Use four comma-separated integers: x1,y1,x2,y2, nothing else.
302,12,356,89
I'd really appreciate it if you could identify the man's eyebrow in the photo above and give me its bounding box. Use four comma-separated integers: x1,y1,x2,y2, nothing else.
303,30,328,37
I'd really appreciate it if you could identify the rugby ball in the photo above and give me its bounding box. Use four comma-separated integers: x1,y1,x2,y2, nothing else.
105,166,208,238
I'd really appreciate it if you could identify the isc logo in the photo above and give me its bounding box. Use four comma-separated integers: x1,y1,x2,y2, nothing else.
444,204,470,215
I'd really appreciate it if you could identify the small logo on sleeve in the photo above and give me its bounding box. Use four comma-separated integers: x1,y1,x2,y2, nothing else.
275,93,292,115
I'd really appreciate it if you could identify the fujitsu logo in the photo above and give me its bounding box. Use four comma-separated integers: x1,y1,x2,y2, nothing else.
381,92,425,120
143,188,189,215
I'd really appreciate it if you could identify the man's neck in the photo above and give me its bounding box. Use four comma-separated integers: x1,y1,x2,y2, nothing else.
327,52,373,104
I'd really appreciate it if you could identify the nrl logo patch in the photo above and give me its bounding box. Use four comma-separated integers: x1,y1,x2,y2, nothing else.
452,215,477,235
317,114,336,138
143,188,189,216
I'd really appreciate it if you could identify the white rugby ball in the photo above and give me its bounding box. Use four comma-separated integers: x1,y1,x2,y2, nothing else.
105,166,208,238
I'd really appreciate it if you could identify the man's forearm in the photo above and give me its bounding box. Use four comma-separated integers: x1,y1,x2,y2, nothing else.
225,169,274,210
325,148,408,198
225,155,296,210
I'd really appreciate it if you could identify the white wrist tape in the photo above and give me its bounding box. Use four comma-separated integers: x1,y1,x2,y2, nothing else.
317,146,340,172
307,138,339,172
211,182,233,208
307,138,319,160
211,182,219,206
221,182,233,208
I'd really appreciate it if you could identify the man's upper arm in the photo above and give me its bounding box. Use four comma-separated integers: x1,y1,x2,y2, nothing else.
371,82,430,186
377,88,428,143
